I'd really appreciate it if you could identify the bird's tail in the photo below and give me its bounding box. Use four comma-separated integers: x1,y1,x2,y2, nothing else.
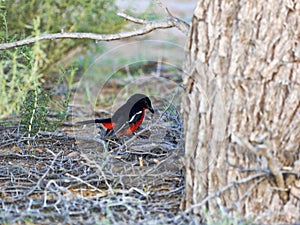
77,118,112,125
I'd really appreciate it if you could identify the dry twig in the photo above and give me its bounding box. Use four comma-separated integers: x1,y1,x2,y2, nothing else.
0,12,189,50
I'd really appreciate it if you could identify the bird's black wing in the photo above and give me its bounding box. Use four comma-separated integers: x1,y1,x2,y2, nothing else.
128,105,143,125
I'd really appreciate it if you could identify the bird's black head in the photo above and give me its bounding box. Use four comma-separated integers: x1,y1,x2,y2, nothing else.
127,93,154,113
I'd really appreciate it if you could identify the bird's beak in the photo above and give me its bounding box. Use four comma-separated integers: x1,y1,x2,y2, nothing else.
149,107,154,113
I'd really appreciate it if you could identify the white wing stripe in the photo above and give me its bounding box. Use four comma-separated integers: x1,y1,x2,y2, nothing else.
128,111,142,123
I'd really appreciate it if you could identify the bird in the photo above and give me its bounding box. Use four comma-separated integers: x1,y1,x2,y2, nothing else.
77,93,154,136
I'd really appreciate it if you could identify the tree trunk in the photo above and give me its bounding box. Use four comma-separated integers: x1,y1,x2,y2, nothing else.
181,0,300,223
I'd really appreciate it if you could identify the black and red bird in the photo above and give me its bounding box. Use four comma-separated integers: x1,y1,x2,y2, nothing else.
77,93,154,136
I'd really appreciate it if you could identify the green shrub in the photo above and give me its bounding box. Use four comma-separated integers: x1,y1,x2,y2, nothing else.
0,0,125,120
0,45,42,119
1,0,126,74
20,86,70,136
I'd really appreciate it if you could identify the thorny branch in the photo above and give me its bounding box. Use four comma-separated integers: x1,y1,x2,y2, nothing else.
0,12,189,50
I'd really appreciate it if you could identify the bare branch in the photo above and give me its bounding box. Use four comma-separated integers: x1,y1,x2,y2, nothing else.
0,12,189,50
65,172,107,196
155,0,190,35
117,12,147,24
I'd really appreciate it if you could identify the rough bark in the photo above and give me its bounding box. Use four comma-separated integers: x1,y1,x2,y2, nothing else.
181,0,300,223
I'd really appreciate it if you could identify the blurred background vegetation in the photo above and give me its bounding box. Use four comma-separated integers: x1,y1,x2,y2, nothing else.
0,0,126,127
1,0,126,74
